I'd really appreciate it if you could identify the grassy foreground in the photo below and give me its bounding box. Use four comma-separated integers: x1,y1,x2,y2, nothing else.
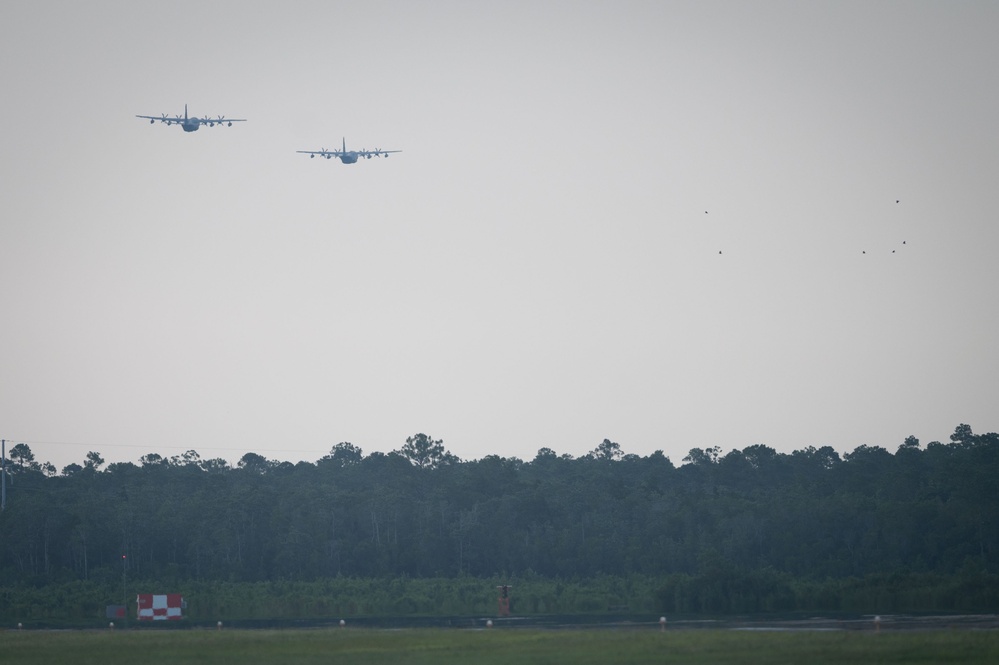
2,627,998,665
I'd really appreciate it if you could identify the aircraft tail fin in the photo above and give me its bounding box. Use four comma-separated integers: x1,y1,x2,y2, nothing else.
185,104,188,120
343,137,346,153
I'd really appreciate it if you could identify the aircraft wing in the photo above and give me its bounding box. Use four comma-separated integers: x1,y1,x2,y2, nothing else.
199,116,246,125
358,149,401,157
297,149,341,159
136,114,182,123
135,114,246,125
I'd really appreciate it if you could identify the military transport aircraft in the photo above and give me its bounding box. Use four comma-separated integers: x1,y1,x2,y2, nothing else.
136,105,246,132
297,138,401,164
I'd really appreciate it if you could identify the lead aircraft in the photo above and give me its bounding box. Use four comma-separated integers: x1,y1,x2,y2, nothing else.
297,138,401,164
136,104,246,132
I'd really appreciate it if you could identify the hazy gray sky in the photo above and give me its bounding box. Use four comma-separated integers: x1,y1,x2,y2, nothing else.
2,0,997,472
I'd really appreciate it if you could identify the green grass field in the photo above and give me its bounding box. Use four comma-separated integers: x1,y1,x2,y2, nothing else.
2,627,998,665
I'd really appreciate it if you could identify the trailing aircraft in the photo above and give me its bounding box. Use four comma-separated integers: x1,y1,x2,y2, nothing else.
297,138,401,164
136,104,246,132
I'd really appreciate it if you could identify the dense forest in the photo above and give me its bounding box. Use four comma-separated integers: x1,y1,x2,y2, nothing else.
1,425,997,621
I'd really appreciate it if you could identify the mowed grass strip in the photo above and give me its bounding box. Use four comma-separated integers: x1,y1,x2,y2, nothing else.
2,627,998,665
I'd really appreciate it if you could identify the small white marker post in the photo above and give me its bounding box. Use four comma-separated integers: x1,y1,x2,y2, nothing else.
217,621,223,630
109,622,114,630
339,619,346,628
486,619,493,628
659,616,667,632
874,615,881,632
17,623,23,630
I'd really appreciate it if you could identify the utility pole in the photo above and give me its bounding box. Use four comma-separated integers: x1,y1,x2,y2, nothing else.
2,439,7,512
122,554,128,627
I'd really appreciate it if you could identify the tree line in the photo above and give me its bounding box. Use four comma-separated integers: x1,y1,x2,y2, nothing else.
1,426,997,618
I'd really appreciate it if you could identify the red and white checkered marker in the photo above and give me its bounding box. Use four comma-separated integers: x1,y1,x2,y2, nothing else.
136,594,184,620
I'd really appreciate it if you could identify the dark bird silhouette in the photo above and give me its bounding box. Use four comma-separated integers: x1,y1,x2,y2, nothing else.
903,240,906,244
896,200,900,203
